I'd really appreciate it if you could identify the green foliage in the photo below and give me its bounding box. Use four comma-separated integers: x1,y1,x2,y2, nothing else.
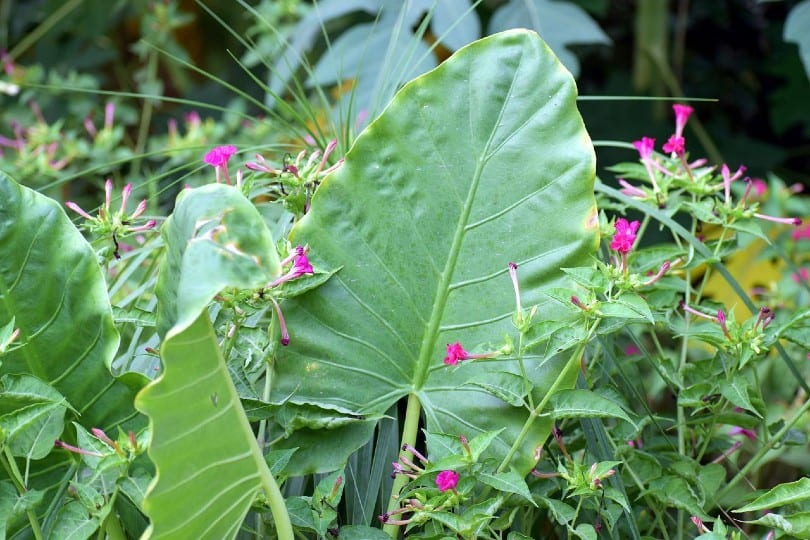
272,28,598,475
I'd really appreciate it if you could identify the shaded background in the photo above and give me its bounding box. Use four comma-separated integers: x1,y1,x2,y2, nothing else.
1,0,808,189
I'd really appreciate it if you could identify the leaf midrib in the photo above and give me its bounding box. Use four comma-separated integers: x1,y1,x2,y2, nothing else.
411,41,525,389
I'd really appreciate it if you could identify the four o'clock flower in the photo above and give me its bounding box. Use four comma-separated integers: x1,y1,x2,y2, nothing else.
435,470,459,492
672,104,693,138
204,144,237,184
610,217,640,273
65,179,156,260
443,341,499,366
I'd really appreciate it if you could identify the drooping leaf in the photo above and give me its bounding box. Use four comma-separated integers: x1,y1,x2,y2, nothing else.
0,173,140,430
549,389,636,427
136,314,272,540
744,511,810,539
155,183,281,338
733,477,810,513
0,174,142,538
488,0,611,77
273,29,599,474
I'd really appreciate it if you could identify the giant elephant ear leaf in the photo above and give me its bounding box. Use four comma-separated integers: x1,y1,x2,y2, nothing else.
0,173,138,430
272,29,599,474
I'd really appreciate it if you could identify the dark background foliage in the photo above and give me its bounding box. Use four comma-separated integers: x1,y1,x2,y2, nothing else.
2,0,808,186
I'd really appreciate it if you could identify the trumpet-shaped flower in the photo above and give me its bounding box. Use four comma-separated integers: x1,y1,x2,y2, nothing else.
610,218,640,254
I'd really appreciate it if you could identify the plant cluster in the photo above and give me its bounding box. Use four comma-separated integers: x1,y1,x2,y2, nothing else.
1,2,809,540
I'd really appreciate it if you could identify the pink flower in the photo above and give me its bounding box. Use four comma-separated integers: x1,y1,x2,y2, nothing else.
672,104,694,138
203,145,237,167
792,222,810,241
729,426,757,440
610,218,640,254
662,135,685,156
721,164,747,205
623,344,641,356
444,342,469,366
792,268,809,283
435,470,459,492
632,137,656,160
750,178,767,198
268,252,314,288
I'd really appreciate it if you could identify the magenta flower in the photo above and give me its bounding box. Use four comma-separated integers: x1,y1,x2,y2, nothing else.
662,135,685,156
203,145,237,167
435,470,459,492
672,104,694,138
729,426,757,440
610,218,640,254
793,268,809,283
632,137,656,160
721,164,747,205
444,342,468,366
268,252,314,288
791,222,810,241
750,178,767,198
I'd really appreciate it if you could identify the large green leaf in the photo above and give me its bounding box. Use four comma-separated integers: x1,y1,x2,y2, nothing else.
136,314,272,539
0,173,139,430
154,183,281,337
137,184,284,539
273,29,599,474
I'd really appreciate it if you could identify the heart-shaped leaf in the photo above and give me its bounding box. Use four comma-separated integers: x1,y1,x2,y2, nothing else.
272,29,599,474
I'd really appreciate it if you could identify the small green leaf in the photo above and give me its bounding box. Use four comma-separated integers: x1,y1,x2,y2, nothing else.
599,292,654,324
718,375,761,418
734,477,810,513
265,448,298,477
467,428,506,462
477,470,536,506
574,523,597,540
464,372,528,407
744,511,810,539
338,525,393,540
0,374,69,459
49,500,102,540
537,496,576,525
549,389,636,427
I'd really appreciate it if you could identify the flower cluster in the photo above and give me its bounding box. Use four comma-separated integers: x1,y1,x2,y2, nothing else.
66,179,156,260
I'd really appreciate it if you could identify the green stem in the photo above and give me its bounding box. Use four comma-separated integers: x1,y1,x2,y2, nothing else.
383,392,422,539
258,458,294,540
7,0,83,60
100,490,126,540
2,447,45,540
716,396,810,502
131,50,160,182
497,319,600,473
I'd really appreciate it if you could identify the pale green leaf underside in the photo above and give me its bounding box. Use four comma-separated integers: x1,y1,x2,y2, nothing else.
136,314,268,540
155,184,281,339
273,29,599,473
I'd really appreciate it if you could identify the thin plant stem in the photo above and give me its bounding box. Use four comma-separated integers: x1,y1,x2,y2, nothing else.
7,0,84,61
497,319,600,473
132,50,160,181
383,393,422,539
717,396,810,501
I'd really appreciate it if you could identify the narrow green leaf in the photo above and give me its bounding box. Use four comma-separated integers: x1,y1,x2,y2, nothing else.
549,389,636,427
338,525,393,540
477,470,536,505
274,29,599,474
135,314,271,540
718,375,761,418
598,292,654,324
734,477,810,513
745,511,810,539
